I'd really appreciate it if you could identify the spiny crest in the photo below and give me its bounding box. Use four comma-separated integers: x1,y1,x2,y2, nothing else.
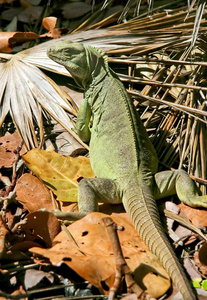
87,45,109,70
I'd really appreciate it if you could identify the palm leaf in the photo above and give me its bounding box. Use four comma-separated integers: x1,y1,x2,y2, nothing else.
0,52,85,150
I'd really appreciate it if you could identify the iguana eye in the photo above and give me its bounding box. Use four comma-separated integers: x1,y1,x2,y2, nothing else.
64,50,82,60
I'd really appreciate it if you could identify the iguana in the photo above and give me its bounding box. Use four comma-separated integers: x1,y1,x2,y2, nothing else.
47,41,207,300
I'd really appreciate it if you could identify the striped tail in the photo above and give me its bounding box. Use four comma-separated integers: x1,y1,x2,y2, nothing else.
123,187,197,300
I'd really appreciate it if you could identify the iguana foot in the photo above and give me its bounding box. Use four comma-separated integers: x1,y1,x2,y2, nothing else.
154,169,207,208
52,209,85,220
185,195,207,208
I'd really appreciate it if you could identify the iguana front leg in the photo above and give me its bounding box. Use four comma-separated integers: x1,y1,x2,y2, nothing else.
76,97,92,143
154,169,207,207
53,178,121,220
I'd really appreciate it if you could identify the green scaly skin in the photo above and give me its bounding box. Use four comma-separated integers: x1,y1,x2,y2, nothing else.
47,42,207,300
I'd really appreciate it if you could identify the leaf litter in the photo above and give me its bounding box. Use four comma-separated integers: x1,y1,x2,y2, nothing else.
0,131,205,299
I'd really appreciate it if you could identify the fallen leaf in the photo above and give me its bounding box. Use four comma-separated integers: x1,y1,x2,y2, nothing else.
15,173,53,212
194,251,207,277
19,211,60,248
18,6,43,23
30,212,170,298
24,269,54,290
42,17,57,31
1,7,23,21
0,31,39,53
0,131,26,168
22,148,95,202
0,17,61,53
42,17,61,39
178,203,207,227
198,242,207,266
62,2,92,19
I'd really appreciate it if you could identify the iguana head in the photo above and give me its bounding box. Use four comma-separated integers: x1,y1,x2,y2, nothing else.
47,41,107,88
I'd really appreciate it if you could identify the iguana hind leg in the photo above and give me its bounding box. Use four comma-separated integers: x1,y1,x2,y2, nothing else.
53,178,121,220
78,177,121,213
154,169,207,207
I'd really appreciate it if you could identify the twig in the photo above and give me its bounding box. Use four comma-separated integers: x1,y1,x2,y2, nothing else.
61,223,86,256
0,213,9,259
164,209,207,241
5,140,24,197
103,217,156,300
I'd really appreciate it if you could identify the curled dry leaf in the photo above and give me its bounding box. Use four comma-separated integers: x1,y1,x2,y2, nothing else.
0,131,26,168
0,17,60,53
22,148,95,202
41,17,61,39
15,173,53,212
0,31,39,53
42,17,57,31
30,212,170,298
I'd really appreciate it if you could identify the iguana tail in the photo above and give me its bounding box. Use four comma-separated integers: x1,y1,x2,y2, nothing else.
123,187,197,300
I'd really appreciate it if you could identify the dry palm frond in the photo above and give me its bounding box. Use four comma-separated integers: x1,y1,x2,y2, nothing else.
0,52,85,150
189,0,207,47
119,0,207,49
0,4,207,187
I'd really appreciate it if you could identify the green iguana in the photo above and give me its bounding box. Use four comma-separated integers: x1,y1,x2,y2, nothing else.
47,41,207,300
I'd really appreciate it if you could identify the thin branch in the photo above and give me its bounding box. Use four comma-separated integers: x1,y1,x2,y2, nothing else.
103,217,156,300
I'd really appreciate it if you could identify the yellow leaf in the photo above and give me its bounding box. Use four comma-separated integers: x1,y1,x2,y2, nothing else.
22,148,95,202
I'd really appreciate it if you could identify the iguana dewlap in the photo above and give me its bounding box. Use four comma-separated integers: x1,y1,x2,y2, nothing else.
47,42,207,300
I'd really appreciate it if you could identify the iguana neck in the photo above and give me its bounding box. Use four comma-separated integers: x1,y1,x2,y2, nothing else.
85,67,112,107
89,61,110,85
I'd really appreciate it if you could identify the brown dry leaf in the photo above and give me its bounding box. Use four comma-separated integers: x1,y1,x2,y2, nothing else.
42,16,57,31
41,17,61,39
0,131,26,168
18,211,60,249
31,212,170,298
178,203,207,227
0,31,39,53
15,173,53,212
194,250,207,279
22,148,95,202
0,17,60,53
198,242,207,266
